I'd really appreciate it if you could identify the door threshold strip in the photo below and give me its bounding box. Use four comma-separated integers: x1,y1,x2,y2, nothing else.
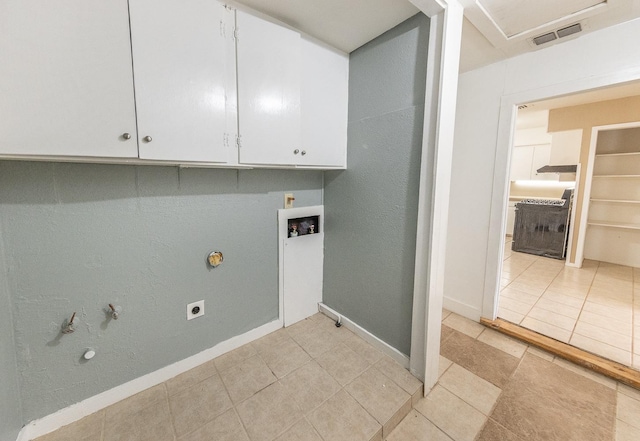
480,317,640,390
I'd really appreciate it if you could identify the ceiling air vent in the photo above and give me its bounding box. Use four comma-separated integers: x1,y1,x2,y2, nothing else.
532,22,583,46
533,32,557,46
557,23,582,38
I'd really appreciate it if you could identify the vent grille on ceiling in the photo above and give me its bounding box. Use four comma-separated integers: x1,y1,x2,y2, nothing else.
533,23,582,46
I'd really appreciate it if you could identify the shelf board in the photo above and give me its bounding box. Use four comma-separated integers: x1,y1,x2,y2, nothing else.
587,220,640,230
592,174,640,178
590,199,640,204
595,151,640,157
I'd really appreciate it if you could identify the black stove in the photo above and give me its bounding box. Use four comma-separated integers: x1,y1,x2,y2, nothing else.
518,198,566,206
512,189,574,259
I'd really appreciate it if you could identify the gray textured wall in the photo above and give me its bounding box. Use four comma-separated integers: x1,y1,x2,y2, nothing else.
323,13,430,356
0,225,23,441
0,161,322,423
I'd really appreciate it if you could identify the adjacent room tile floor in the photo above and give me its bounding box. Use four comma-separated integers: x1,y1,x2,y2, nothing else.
500,236,640,370
389,313,640,441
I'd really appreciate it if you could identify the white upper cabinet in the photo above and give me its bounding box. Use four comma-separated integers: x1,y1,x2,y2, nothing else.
0,0,138,158
130,0,235,163
236,11,302,166
510,144,555,181
1,2,347,168
300,38,348,168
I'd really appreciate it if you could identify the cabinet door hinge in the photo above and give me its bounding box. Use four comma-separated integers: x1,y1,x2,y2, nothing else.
233,27,239,41
236,135,242,149
220,21,225,38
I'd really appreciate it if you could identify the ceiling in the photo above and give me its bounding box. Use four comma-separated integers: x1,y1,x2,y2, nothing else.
458,0,640,72
229,0,420,53
517,80,640,129
231,0,640,73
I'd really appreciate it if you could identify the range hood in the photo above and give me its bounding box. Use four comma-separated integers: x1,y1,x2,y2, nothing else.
536,165,578,174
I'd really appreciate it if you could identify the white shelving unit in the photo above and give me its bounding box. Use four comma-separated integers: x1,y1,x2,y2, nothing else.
584,127,640,266
590,199,640,204
587,220,640,230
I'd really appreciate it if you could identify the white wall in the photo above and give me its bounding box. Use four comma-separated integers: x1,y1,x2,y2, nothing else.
444,17,640,320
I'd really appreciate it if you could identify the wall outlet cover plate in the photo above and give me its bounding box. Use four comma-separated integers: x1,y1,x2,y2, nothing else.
284,193,295,209
187,300,205,320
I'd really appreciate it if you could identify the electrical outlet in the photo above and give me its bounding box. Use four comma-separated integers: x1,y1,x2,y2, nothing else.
187,300,205,320
284,193,295,209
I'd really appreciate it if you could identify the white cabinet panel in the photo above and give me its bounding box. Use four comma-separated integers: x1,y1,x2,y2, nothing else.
511,144,555,181
550,130,582,165
283,232,324,326
300,38,348,168
130,0,234,163
531,144,555,180
279,206,324,327
513,126,551,146
510,146,534,181
0,0,138,158
237,11,301,166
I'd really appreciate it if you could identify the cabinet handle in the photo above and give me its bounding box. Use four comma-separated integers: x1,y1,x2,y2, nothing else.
143,136,153,143
301,150,306,156
122,133,131,140
293,149,299,155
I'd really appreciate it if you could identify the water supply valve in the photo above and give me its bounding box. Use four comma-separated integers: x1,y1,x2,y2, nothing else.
108,304,122,320
61,312,78,334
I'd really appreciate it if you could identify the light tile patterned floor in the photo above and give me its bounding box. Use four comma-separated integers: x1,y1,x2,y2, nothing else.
499,236,640,370
34,312,422,441
33,311,640,441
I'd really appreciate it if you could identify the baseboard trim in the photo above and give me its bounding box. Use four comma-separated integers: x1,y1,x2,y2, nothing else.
318,303,410,369
17,318,283,441
443,297,481,321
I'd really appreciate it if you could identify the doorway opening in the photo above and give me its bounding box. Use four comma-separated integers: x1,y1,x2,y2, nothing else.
496,81,640,371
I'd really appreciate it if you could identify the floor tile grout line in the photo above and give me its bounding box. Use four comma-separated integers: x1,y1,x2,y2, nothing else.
567,260,598,343
302,415,326,441
498,252,640,370
500,239,538,289
569,261,633,360
270,321,411,441
511,259,561,328
572,262,636,364
160,382,178,441
100,409,106,441
437,373,503,419
215,352,255,441
412,399,470,441
233,407,253,441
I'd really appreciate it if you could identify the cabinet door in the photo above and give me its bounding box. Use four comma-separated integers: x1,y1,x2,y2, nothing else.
0,0,138,158
130,0,233,162
531,144,556,181
237,11,301,166
300,38,348,168
510,146,534,181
